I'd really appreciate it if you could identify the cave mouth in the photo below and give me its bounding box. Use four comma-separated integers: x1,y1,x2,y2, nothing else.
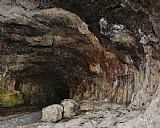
0,74,69,116
10,71,70,108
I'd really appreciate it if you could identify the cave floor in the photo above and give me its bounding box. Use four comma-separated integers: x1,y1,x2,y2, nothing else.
0,100,143,128
0,106,42,121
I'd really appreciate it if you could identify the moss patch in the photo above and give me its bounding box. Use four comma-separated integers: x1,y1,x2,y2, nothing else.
0,91,24,107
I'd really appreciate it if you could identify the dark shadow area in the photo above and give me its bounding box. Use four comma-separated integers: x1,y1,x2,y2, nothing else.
14,70,70,107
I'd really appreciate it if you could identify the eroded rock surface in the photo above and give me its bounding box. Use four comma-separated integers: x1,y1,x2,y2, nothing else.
118,87,160,128
0,0,159,123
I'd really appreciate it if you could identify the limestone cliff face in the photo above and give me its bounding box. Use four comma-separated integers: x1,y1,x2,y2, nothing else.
0,0,159,108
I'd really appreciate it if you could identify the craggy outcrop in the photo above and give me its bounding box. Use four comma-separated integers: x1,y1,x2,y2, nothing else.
0,0,159,108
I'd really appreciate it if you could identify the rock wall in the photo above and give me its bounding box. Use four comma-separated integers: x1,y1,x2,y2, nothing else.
0,0,159,108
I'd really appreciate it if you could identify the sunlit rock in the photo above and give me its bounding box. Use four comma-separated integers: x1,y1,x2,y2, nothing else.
42,104,63,123
61,99,79,118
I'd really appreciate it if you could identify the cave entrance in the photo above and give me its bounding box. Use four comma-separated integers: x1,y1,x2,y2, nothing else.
15,71,70,107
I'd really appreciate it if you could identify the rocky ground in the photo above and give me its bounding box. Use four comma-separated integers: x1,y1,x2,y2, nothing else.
0,91,160,128
11,92,160,128
0,111,41,128
0,100,141,128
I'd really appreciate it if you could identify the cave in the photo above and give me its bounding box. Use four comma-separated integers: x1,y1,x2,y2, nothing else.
3,40,89,107
0,0,160,108
0,1,160,127
14,72,70,106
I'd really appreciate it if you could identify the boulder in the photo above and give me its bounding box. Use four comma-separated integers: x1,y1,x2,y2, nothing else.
42,104,63,123
61,99,79,118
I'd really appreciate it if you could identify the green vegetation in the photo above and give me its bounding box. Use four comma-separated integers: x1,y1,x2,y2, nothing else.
0,76,24,107
0,91,24,107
